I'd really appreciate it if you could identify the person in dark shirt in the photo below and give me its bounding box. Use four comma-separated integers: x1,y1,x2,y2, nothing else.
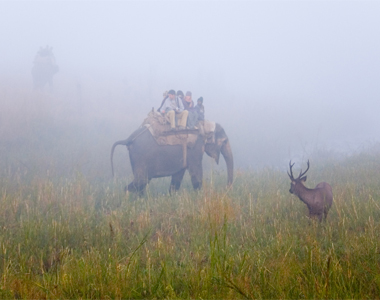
194,97,205,121
183,91,194,110
183,91,199,129
177,90,185,107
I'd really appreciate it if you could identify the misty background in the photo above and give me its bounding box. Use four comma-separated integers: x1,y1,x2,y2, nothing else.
1,1,380,182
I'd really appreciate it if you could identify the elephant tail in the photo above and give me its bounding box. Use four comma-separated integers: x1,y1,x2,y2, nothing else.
111,139,129,177
111,126,149,177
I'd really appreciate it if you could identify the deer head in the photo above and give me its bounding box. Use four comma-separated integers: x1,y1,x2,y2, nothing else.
287,160,310,194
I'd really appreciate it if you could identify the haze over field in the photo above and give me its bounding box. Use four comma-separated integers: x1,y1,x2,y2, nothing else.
1,1,380,172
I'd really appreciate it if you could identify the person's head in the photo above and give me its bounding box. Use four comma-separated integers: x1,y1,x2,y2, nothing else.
185,91,192,102
197,97,203,104
168,89,176,99
177,90,184,99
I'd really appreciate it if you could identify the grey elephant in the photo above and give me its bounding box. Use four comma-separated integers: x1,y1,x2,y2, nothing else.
111,122,233,193
31,46,59,90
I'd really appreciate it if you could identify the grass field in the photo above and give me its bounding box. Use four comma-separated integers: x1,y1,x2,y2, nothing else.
1,86,380,299
1,151,380,299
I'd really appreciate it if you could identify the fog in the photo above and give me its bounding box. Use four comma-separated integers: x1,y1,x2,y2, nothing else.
1,1,380,175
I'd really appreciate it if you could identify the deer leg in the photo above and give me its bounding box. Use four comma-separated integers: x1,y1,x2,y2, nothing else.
323,209,329,221
308,212,320,222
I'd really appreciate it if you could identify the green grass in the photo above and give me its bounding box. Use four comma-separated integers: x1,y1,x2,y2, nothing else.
0,156,380,299
2,86,380,298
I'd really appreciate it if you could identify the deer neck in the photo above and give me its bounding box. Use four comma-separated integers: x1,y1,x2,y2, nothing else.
295,184,313,205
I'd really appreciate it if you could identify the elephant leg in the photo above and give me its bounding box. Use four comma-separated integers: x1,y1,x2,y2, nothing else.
187,139,204,190
190,173,202,190
188,163,203,190
170,168,186,192
124,164,151,194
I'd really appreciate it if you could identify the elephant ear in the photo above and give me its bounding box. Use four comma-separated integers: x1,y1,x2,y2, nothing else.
205,143,221,164
204,123,227,164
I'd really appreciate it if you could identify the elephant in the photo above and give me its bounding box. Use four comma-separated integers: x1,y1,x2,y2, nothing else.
31,46,59,90
110,123,233,193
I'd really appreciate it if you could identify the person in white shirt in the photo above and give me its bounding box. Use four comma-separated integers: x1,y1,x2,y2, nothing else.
162,90,188,131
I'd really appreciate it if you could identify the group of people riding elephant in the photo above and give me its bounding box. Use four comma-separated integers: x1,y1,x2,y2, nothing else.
158,90,205,131
111,89,233,194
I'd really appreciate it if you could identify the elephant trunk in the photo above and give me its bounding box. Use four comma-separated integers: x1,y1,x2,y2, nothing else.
221,140,234,186
111,139,129,177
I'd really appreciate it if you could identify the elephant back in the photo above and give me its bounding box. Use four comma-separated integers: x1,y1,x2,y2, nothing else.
140,111,200,147
141,111,170,136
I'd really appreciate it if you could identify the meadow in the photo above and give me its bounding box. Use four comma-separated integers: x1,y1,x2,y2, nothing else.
1,84,380,299
1,154,380,299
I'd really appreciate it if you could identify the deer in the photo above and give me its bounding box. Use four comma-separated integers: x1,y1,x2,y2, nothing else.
287,160,333,221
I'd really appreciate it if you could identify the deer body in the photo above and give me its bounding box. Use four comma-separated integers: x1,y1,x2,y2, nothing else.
288,161,333,221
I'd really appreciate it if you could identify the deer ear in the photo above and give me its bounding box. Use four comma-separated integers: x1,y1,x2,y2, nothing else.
300,176,307,182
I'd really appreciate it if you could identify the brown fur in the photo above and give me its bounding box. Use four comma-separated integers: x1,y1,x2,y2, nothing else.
288,161,333,221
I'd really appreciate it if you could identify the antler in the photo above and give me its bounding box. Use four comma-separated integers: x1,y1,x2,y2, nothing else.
298,160,310,178
287,160,295,180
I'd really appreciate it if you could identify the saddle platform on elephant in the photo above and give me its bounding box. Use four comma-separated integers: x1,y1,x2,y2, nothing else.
141,111,216,148
161,128,199,136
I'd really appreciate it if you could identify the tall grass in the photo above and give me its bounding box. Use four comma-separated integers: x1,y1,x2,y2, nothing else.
0,154,380,298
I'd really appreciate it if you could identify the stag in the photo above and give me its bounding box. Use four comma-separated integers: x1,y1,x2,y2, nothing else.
287,160,333,221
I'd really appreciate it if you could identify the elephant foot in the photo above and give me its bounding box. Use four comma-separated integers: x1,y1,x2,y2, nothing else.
126,181,147,195
169,184,180,195
192,182,201,190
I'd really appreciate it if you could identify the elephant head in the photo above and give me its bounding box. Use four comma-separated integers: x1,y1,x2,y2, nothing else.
204,123,234,186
